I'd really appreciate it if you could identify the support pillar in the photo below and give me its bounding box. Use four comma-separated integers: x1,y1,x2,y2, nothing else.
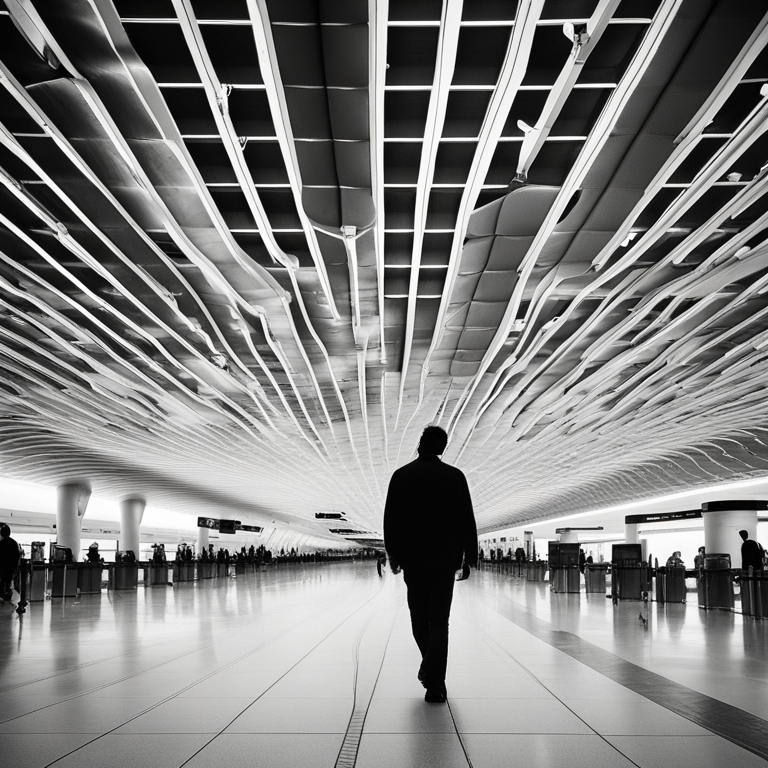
702,500,767,569
56,484,91,558
558,530,578,544
197,526,209,553
624,523,639,544
119,498,145,557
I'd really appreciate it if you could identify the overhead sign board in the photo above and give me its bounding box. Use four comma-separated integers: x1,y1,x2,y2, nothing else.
315,512,345,519
625,510,702,525
239,524,263,533
197,517,219,530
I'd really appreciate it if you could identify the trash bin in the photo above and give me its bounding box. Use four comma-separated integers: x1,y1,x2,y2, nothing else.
584,563,608,594
698,553,733,610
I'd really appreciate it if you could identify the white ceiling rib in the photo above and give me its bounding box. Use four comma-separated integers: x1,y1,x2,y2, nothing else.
0,0,767,543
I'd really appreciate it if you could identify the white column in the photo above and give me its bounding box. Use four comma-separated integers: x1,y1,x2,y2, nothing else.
702,500,765,569
558,530,578,544
56,484,91,557
119,498,145,556
197,526,209,552
624,523,639,544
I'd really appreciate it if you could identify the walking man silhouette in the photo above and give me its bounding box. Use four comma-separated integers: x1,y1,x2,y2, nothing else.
383,425,477,703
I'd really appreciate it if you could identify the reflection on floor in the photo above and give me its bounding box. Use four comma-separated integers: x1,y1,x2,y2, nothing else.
1,562,767,768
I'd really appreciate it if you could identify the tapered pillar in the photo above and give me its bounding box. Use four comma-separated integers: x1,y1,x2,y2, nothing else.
624,523,639,544
197,526,209,552
558,530,578,544
56,484,91,557
119,498,145,556
702,500,767,569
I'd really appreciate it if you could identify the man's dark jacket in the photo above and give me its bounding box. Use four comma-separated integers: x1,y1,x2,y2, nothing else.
741,538,764,571
383,455,477,571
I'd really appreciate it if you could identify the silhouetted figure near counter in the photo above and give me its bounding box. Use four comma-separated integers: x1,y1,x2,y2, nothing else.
739,530,765,572
0,524,21,603
383,425,477,704
578,549,586,574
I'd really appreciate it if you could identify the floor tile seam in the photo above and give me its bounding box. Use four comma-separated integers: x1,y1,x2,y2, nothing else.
177,583,392,768
478,577,768,762
0,578,381,726
334,591,401,768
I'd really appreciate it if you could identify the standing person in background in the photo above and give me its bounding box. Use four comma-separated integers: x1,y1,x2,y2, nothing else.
383,425,478,704
739,530,765,572
0,524,22,603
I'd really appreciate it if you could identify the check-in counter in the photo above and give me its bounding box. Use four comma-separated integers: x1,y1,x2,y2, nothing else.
525,561,548,582
50,564,78,598
584,563,608,594
217,563,228,578
697,553,733,610
77,564,104,594
109,563,139,591
740,569,768,618
27,564,47,601
148,563,170,586
550,565,580,593
655,565,686,603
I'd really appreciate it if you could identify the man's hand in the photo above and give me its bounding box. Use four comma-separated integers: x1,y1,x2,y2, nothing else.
456,562,471,581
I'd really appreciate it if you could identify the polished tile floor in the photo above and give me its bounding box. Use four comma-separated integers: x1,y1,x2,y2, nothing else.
1,562,767,767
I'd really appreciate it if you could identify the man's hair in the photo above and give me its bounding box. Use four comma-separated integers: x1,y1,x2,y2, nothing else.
0,524,10,537
418,425,448,455
739,529,749,540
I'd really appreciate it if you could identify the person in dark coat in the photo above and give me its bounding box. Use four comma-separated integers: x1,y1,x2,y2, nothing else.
383,425,477,704
739,530,765,571
0,524,22,602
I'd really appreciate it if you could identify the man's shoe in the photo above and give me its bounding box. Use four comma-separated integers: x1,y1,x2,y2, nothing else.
424,684,447,703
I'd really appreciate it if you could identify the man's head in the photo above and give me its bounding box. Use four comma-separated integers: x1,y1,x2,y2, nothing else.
739,529,749,541
417,425,448,456
0,524,10,538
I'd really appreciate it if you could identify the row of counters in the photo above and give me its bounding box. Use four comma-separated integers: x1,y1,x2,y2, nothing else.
18,559,267,601
479,559,768,618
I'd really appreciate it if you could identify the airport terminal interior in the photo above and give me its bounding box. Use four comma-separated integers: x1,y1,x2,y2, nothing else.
2,0,768,766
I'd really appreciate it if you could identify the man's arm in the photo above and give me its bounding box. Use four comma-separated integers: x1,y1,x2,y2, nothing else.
383,470,405,572
459,473,478,567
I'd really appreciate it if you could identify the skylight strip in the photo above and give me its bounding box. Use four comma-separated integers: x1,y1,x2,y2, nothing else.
396,0,464,419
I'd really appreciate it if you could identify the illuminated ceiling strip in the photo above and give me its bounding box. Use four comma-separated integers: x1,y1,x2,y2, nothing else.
370,0,389,364
247,0,342,321
396,0,464,420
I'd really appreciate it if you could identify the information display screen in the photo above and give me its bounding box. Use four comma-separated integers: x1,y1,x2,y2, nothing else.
218,519,240,534
239,524,263,533
197,517,219,530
